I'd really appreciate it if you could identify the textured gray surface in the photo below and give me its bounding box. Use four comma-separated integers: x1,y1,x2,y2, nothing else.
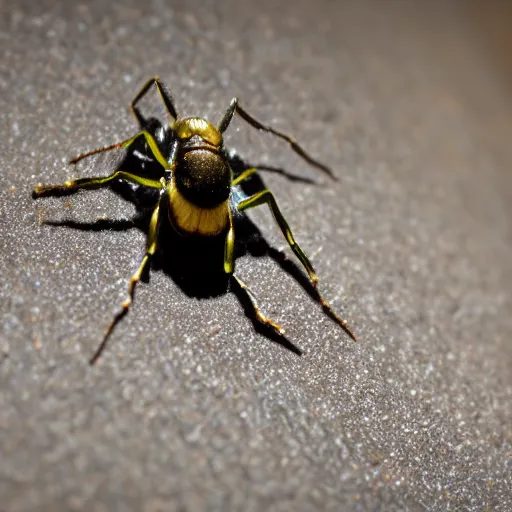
1,0,512,510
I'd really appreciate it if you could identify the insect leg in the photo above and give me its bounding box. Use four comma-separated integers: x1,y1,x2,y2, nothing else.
218,98,336,180
89,195,163,365
232,167,258,186
231,275,285,336
130,76,178,125
232,167,315,186
69,130,170,170
33,171,163,198
224,208,236,275
238,190,357,341
223,209,284,335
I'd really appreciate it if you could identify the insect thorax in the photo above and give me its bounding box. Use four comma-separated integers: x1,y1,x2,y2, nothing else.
175,147,231,208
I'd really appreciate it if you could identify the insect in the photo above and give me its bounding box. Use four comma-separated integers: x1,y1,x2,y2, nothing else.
33,76,357,364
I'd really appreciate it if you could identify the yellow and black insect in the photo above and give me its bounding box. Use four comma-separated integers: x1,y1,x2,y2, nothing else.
33,77,357,364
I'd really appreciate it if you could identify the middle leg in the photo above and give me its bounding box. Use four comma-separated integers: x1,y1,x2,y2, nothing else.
33,170,163,198
237,189,357,342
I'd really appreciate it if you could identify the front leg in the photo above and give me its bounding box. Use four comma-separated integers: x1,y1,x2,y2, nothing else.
218,98,336,180
68,130,170,170
130,76,179,125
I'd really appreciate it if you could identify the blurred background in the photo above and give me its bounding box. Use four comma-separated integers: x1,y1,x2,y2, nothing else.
1,1,511,510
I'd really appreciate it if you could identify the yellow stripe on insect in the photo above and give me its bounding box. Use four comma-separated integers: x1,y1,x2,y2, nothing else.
168,179,229,236
173,117,222,146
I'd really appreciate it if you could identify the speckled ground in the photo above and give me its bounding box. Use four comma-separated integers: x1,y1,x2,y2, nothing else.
1,1,511,511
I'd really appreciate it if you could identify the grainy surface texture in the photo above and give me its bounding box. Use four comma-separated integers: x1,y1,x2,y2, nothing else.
1,1,511,511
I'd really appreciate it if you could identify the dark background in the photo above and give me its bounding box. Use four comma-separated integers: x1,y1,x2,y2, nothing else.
1,1,511,510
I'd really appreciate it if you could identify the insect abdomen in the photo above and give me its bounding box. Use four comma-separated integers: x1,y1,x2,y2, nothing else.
168,178,229,236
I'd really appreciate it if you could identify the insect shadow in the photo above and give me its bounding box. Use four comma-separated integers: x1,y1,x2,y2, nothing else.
44,138,321,356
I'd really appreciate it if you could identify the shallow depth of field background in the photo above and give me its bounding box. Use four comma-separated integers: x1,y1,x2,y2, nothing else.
1,1,511,510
